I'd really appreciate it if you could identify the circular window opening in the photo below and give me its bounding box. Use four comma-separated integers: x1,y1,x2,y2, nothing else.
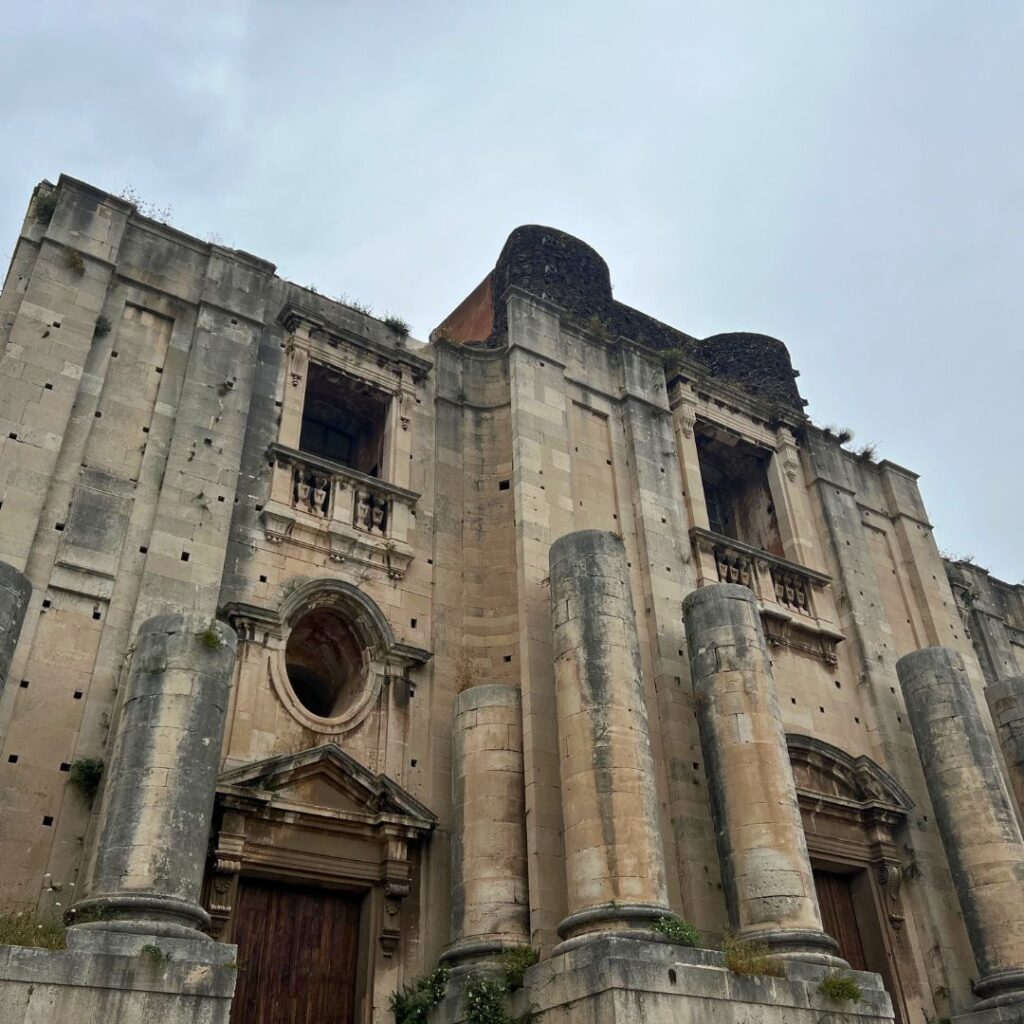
285,608,366,719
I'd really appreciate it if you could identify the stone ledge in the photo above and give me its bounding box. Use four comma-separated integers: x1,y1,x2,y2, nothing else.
513,937,893,1024
0,941,237,1023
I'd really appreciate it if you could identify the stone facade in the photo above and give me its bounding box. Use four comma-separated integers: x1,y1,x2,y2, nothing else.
0,176,1021,1022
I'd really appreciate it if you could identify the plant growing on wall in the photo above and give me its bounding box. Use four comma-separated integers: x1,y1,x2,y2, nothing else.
0,910,66,949
722,935,785,978
652,915,700,947
93,315,112,338
498,945,539,989
818,970,862,1003
389,964,449,1024
464,974,511,1024
32,191,58,224
383,314,411,337
68,758,104,799
200,621,228,650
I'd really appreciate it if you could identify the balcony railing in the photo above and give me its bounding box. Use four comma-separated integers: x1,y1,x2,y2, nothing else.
263,444,419,578
690,527,842,663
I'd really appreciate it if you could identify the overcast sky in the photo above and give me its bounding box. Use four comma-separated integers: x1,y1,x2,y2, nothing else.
2,2,1021,579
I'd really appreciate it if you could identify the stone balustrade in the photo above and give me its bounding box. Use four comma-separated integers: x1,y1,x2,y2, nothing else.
262,443,418,578
690,528,843,665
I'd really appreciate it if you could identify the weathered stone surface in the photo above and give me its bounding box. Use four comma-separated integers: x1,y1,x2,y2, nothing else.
549,530,671,941
0,559,31,695
987,676,1024,819
898,647,1024,1012
71,612,237,937
0,942,236,1024
447,683,530,963
683,583,842,966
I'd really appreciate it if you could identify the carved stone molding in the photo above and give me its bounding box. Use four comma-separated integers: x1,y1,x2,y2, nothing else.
208,744,435,961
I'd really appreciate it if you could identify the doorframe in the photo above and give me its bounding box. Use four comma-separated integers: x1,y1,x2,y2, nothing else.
203,743,436,1024
787,734,919,1024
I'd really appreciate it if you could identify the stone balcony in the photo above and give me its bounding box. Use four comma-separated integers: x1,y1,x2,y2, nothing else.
261,443,418,579
689,527,844,665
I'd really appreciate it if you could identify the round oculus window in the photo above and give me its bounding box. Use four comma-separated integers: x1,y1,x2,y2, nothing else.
284,608,367,719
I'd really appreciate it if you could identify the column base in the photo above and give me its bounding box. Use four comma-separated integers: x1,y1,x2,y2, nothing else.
970,968,1024,1012
440,936,531,971
470,935,895,1024
67,892,212,941
747,927,848,968
553,902,673,954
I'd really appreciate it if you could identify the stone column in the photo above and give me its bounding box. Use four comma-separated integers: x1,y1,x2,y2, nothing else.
682,583,843,965
898,647,1024,1011
987,676,1024,820
0,560,31,695
447,684,530,965
70,613,237,940
549,530,671,943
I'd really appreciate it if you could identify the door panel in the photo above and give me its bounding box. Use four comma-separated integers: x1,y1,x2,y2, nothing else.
231,878,362,1024
813,869,868,971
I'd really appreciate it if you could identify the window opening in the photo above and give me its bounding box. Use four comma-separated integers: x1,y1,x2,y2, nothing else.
696,428,784,556
299,363,388,478
284,608,367,719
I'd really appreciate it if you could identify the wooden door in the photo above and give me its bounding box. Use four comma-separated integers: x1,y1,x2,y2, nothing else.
813,869,868,971
230,878,362,1024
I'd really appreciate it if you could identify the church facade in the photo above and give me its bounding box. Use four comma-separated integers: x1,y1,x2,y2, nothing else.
0,175,1023,1023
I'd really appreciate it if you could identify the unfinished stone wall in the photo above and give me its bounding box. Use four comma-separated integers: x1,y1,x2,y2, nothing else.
1,178,1020,1024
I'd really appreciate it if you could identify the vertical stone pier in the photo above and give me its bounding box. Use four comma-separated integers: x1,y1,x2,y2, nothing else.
549,530,671,944
682,583,843,965
897,647,1024,1012
0,560,31,695
70,612,238,943
986,676,1024,819
447,684,531,965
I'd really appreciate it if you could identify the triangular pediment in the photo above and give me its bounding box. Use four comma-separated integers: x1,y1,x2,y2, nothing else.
218,744,435,831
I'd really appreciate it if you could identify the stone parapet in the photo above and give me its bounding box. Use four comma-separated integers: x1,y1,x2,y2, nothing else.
0,939,236,1024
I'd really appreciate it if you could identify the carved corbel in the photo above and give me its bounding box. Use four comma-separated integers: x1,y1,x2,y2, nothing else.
398,389,414,432
286,342,309,388
207,822,245,939
678,402,697,438
378,834,413,957
876,861,906,929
